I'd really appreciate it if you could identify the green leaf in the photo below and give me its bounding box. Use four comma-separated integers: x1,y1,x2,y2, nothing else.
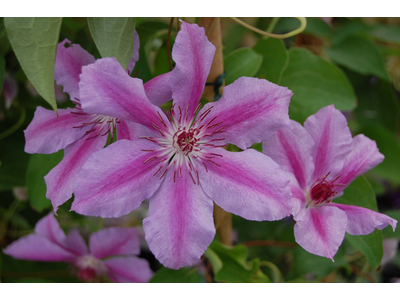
208,241,269,283
0,17,5,38
274,17,332,38
335,176,377,210
0,139,30,191
347,71,399,132
149,267,202,283
26,151,63,212
346,231,383,269
204,248,223,274
335,176,383,269
383,210,400,239
224,48,263,85
87,17,136,70
253,38,287,84
0,55,5,96
280,48,356,123
326,36,390,81
4,17,62,112
287,241,348,279
370,25,400,45
359,124,400,184
331,20,372,45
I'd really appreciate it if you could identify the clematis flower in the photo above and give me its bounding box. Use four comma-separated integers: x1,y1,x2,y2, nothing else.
24,31,171,211
262,104,397,260
71,21,293,269
3,213,153,283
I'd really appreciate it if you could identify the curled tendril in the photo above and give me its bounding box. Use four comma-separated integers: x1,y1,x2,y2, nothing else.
230,17,307,39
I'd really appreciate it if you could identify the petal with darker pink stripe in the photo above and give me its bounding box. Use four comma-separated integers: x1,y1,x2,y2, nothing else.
72,139,163,218
199,77,292,150
89,227,140,259
328,203,397,236
24,107,88,154
44,133,108,211
294,206,347,260
199,148,292,221
143,170,215,270
304,105,353,182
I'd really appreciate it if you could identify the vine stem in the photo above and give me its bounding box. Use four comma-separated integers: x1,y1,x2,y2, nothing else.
199,17,232,246
230,17,307,39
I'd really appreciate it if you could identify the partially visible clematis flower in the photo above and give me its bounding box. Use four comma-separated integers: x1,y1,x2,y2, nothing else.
3,213,153,283
262,104,397,260
71,21,293,269
24,31,171,211
1,73,18,110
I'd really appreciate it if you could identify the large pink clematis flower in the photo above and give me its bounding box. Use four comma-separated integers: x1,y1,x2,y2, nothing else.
71,21,293,269
24,32,171,211
263,105,397,260
3,213,153,283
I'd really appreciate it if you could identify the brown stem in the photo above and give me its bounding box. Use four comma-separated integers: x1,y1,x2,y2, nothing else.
242,240,297,249
349,265,376,283
199,17,231,246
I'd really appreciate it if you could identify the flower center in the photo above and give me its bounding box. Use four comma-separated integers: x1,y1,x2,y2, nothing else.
308,172,341,206
141,104,226,184
74,255,107,282
174,128,199,155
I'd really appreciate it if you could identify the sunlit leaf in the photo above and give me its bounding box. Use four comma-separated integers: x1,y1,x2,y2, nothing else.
26,151,63,212
224,48,263,85
4,17,62,112
280,48,356,123
87,17,136,70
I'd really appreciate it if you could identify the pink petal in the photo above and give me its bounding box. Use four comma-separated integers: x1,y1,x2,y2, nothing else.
199,148,291,221
64,230,89,256
304,105,353,183
34,213,66,247
79,57,164,131
328,203,397,235
144,72,173,106
294,206,347,260
143,170,215,270
55,39,96,101
45,133,109,211
116,119,154,141
290,184,308,220
24,107,88,154
263,119,315,190
126,30,140,74
3,234,77,262
104,256,153,283
200,77,292,150
89,227,140,259
72,139,163,218
334,134,385,192
169,21,215,117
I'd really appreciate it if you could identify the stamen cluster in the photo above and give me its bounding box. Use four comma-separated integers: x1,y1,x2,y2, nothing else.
141,104,227,184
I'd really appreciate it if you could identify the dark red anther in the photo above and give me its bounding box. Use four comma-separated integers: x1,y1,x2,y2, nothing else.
309,172,340,205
